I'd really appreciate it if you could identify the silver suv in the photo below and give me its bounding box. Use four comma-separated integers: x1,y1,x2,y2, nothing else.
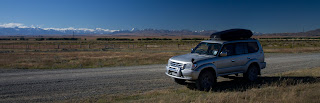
165,29,266,91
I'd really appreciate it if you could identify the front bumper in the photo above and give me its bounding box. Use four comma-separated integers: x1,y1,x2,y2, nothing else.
165,66,199,80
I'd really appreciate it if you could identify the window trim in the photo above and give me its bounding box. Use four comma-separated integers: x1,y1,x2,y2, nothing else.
218,41,260,57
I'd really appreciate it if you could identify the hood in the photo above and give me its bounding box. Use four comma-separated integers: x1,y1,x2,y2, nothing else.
169,53,216,63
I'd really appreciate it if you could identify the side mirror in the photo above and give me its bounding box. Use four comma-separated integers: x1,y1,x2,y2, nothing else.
191,48,194,52
220,51,227,57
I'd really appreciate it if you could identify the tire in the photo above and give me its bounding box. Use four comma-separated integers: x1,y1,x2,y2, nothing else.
173,78,186,85
244,65,259,82
196,71,216,91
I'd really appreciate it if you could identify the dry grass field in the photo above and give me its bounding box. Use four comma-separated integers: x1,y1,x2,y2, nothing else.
77,67,320,103
0,51,187,69
0,37,320,69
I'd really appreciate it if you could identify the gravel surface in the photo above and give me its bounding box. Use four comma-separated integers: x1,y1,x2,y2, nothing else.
1,53,320,102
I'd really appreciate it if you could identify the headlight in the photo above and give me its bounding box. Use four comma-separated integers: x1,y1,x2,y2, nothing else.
184,63,197,70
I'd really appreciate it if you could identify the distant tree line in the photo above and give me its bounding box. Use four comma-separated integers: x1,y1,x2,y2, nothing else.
0,38,30,40
0,38,12,40
138,38,172,41
35,38,45,41
259,37,320,39
19,38,29,40
96,38,134,41
0,38,81,41
181,38,205,40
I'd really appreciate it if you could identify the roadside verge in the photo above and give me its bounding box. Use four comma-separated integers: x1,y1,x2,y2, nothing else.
74,67,320,103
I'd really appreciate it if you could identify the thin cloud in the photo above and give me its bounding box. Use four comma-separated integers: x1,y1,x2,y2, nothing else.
0,23,28,28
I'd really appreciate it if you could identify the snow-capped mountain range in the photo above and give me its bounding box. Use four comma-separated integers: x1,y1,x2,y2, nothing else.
0,23,264,36
0,23,119,35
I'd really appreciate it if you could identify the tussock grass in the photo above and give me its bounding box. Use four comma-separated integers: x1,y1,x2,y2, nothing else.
0,51,187,69
0,39,319,69
78,67,320,103
259,39,320,53
264,47,320,53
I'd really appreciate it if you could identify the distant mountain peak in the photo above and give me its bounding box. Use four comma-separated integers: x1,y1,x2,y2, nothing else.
0,23,271,36
0,23,120,35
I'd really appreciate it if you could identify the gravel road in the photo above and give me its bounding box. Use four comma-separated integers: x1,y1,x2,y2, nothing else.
1,53,320,102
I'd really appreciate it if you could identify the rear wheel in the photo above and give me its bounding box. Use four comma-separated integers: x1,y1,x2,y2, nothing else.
173,78,186,85
196,71,216,91
244,65,259,82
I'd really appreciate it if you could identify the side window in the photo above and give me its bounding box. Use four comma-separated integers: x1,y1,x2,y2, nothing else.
207,44,221,55
248,42,259,53
221,44,235,56
235,43,248,55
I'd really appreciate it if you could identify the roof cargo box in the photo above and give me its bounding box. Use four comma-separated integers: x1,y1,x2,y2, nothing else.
210,29,253,40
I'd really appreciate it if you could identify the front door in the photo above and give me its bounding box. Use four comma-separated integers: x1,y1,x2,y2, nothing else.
215,43,238,74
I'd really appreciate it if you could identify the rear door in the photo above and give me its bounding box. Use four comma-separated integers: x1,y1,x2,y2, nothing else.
233,42,250,71
233,41,261,72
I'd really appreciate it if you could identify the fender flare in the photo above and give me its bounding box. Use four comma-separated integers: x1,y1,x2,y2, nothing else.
195,63,218,77
244,59,261,73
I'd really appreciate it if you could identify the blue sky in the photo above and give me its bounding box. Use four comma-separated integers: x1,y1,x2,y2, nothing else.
1,0,320,33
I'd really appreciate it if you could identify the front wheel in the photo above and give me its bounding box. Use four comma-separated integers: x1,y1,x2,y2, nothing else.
244,65,259,82
196,71,216,91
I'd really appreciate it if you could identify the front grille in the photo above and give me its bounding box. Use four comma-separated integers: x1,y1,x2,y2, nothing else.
169,61,184,69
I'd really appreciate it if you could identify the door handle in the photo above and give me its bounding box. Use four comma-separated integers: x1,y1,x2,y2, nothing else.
247,57,251,59
231,60,235,62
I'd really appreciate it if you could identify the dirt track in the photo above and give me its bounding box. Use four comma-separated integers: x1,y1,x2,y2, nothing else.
1,53,320,102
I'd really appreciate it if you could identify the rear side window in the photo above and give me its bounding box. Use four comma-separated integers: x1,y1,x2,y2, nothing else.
248,42,259,53
235,43,248,55
221,42,259,56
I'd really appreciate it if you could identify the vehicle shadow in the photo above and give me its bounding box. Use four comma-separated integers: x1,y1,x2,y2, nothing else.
187,76,320,92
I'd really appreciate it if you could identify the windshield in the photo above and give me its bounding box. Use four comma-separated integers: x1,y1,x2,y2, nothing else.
192,42,222,55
